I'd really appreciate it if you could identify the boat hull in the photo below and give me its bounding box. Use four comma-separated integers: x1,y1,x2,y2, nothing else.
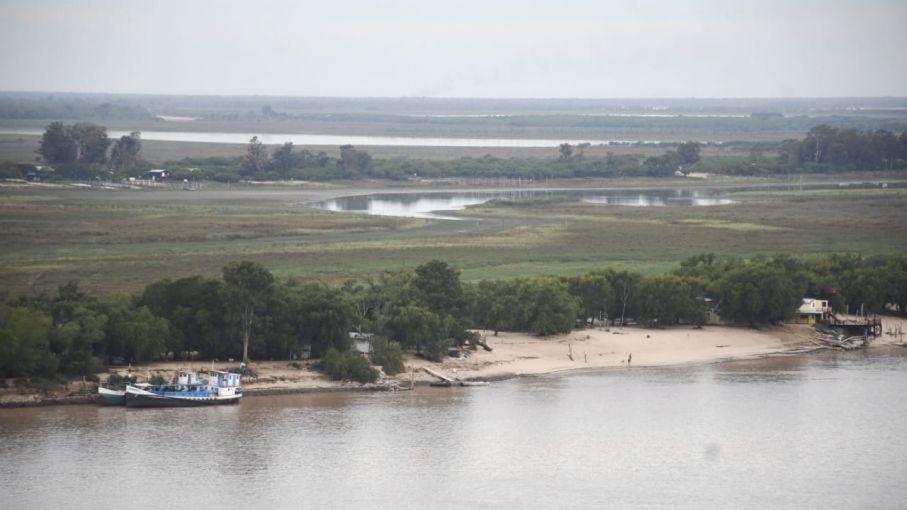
98,387,126,405
125,392,242,408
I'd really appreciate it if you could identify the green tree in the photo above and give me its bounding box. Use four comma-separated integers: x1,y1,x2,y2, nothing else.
715,265,802,325
271,142,294,179
472,280,519,335
370,336,404,375
605,270,642,326
339,145,371,177
71,122,111,164
109,131,142,174
286,282,354,357
223,261,274,362
140,276,229,359
105,298,168,363
558,143,574,160
636,275,704,327
413,259,462,316
677,141,701,165
839,267,886,314
49,304,107,376
0,306,52,378
565,271,614,325
44,281,106,375
242,136,269,177
516,278,578,336
37,121,77,164
320,348,379,383
386,304,440,355
369,269,418,335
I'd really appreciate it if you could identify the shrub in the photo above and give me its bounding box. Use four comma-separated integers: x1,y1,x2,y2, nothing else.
422,336,452,362
320,348,379,384
370,337,405,375
105,373,134,387
149,374,167,385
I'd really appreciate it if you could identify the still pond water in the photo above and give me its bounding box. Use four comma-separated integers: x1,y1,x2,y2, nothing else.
314,189,735,219
2,349,906,509
313,182,903,220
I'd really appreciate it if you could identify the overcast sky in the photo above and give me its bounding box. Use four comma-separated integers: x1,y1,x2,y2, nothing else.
1,0,905,98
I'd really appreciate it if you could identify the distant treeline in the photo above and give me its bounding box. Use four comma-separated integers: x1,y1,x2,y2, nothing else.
160,125,907,181
778,125,907,171
4,93,907,131
3,254,906,381
0,95,152,120
6,120,907,182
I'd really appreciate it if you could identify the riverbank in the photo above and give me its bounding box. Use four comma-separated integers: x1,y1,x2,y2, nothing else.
4,319,905,408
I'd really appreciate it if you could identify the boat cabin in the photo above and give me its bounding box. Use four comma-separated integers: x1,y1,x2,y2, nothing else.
209,370,241,387
176,370,200,385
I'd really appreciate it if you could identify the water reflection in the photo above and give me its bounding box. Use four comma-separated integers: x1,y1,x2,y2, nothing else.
2,351,907,509
582,189,734,207
712,356,811,384
312,182,904,220
314,189,735,219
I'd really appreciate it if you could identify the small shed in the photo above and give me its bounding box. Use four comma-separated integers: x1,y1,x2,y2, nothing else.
349,332,373,354
148,169,171,180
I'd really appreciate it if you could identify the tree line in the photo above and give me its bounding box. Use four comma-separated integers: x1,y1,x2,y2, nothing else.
13,122,906,183
778,125,907,171
29,121,144,180
3,254,906,381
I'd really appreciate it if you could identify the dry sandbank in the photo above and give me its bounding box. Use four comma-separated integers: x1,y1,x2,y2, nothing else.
3,319,906,408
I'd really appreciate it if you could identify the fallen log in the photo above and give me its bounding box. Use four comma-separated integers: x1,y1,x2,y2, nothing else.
423,367,457,382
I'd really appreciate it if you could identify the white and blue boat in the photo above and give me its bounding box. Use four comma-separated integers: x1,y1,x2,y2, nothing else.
98,386,127,405
124,370,242,407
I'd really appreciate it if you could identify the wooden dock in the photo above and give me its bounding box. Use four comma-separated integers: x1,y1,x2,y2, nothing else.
827,313,882,337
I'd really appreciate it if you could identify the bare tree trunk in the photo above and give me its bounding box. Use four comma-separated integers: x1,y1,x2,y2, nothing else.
620,284,631,327
241,305,254,362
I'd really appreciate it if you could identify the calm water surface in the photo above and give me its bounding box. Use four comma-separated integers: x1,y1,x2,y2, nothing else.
313,182,902,219
314,189,735,219
2,349,906,509
0,129,644,148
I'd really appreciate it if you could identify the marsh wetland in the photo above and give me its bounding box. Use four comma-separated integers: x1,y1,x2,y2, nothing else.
2,177,906,294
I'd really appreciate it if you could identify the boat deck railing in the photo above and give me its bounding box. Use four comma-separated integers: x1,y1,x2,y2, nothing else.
155,390,217,398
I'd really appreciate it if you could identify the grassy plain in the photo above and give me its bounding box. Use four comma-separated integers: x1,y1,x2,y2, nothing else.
2,176,906,296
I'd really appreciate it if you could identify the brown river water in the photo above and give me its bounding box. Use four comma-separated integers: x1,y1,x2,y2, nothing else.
2,349,906,509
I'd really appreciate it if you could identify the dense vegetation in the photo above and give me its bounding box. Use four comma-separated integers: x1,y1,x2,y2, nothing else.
319,348,379,384
3,254,906,381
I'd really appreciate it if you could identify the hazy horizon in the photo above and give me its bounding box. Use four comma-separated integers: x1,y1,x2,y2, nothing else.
2,0,906,99
3,90,907,100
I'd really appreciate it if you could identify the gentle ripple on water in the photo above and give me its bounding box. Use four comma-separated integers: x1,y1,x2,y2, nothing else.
2,349,907,509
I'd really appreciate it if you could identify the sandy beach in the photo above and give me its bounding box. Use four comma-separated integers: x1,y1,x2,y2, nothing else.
3,317,905,407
